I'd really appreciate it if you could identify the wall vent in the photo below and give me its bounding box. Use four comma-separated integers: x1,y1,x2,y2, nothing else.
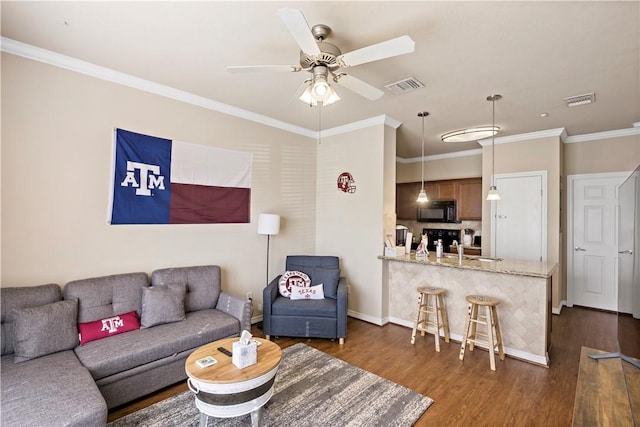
564,92,595,107
384,77,425,95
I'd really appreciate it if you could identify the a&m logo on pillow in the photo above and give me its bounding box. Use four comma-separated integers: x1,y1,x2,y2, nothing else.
278,270,311,298
101,315,125,334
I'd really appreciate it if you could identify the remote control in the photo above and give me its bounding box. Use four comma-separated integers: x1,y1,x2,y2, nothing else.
217,347,232,357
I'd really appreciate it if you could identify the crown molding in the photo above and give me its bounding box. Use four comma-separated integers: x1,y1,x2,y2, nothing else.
564,126,640,144
321,114,401,138
477,128,567,147
1,37,402,141
397,148,482,164
1,37,320,138
4,37,637,152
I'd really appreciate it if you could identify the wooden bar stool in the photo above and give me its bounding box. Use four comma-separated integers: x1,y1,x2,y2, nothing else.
459,294,505,371
410,287,450,352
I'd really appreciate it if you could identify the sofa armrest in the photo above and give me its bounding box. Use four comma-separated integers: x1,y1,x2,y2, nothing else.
216,291,252,332
336,277,348,339
262,275,281,335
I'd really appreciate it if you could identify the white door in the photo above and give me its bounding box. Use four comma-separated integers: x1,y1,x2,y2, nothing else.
568,173,627,311
617,172,635,315
491,171,547,262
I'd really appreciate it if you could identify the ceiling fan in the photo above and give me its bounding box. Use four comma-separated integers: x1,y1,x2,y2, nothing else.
226,7,416,106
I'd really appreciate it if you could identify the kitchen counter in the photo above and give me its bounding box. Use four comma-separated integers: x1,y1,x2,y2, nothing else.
379,251,559,278
379,251,559,366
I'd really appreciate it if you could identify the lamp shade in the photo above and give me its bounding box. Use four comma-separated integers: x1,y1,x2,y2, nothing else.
257,214,280,235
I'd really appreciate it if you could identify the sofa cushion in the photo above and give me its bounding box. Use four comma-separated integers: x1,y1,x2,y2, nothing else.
79,311,140,345
74,309,240,381
271,295,337,318
1,351,107,426
140,283,186,328
151,265,221,313
13,299,79,363
1,284,62,356
64,272,149,322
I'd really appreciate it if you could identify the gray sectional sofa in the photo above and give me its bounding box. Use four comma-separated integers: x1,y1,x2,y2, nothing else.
1,265,252,427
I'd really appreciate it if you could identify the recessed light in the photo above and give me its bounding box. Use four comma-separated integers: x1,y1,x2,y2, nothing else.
540,113,548,118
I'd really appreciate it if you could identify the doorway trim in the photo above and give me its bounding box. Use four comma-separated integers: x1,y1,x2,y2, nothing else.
489,170,548,261
566,171,631,308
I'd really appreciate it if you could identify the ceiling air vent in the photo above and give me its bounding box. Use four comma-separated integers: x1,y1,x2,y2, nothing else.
564,92,595,107
384,77,425,95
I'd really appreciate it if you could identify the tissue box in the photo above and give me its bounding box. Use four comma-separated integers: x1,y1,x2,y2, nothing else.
384,246,405,257
232,340,257,369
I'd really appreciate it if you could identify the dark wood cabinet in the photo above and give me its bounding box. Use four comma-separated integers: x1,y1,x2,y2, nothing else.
396,182,422,219
396,178,482,221
457,178,482,220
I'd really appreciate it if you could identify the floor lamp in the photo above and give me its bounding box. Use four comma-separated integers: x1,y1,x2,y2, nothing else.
257,214,280,286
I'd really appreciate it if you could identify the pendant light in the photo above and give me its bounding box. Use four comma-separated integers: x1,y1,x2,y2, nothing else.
416,111,429,203
486,95,502,201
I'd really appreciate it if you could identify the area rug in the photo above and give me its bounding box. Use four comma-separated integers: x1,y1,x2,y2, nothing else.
108,343,434,426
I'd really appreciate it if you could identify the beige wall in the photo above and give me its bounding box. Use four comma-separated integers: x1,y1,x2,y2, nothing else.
1,53,317,314
481,135,563,308
396,153,482,183
315,123,393,324
564,135,640,176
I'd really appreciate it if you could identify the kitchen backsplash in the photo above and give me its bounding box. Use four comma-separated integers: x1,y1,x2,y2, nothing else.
398,220,482,246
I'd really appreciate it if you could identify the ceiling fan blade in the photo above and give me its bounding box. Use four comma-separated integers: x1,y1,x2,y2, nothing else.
335,74,384,101
226,65,302,73
278,7,321,57
337,35,415,67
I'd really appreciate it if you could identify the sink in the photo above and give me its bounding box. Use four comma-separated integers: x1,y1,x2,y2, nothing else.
443,254,502,262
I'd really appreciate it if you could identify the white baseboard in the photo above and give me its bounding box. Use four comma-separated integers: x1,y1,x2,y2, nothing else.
552,300,567,315
347,309,385,326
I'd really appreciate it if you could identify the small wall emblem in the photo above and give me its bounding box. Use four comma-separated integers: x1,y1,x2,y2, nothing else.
337,172,356,193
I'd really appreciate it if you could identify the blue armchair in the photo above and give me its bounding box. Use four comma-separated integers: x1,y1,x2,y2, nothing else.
263,255,347,344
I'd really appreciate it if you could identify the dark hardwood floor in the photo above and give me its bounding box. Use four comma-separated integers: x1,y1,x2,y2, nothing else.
108,306,619,426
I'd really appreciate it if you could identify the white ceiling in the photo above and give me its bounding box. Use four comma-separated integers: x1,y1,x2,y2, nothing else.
2,1,639,158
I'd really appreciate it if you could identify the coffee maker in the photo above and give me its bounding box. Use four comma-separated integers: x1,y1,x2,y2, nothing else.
395,225,409,246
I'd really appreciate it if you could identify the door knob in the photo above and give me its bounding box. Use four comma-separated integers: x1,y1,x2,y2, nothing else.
618,249,633,254
574,247,587,251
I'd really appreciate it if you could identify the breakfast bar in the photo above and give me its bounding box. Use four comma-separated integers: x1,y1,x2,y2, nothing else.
379,252,559,366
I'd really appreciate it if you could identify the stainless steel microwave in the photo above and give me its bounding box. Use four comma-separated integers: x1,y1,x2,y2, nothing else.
417,200,458,223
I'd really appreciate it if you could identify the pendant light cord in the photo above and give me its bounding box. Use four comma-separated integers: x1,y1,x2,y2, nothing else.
420,113,425,191
492,98,495,187
318,102,322,145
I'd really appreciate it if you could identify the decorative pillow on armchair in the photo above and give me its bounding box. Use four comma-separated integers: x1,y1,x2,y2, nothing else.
290,284,325,300
278,271,311,298
311,267,340,299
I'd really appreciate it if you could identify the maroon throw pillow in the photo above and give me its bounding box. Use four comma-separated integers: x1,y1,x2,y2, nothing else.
78,311,140,345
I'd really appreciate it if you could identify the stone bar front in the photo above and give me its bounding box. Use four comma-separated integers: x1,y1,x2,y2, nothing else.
380,252,559,366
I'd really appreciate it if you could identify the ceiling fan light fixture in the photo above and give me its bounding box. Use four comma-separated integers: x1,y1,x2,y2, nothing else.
441,126,499,143
299,84,340,106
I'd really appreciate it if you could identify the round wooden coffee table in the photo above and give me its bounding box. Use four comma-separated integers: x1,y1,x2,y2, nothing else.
185,337,282,427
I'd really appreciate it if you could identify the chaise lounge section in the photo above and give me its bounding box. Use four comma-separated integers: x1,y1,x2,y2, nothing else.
1,265,251,426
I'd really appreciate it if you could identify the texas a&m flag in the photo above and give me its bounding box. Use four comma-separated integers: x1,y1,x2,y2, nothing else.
110,129,251,224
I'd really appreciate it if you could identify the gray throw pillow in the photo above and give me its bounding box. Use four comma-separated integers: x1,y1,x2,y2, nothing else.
140,283,186,328
13,299,79,363
311,267,340,299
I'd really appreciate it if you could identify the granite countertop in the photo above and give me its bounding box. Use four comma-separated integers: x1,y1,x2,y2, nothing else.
378,251,559,278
